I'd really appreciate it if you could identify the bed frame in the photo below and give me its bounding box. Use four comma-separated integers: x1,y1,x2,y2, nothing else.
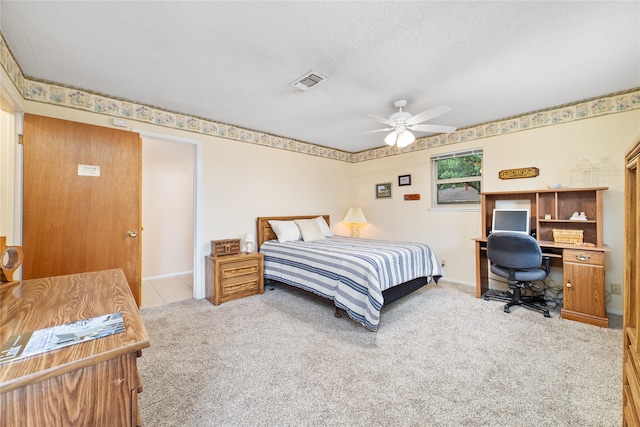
256,215,429,319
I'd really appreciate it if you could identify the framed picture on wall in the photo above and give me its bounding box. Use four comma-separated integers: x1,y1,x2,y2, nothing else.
398,175,411,186
376,183,392,199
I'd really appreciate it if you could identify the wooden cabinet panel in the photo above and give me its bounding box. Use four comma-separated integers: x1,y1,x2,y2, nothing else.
562,260,606,321
562,247,607,327
623,139,640,426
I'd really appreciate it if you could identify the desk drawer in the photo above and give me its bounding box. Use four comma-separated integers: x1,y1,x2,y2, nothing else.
563,249,604,266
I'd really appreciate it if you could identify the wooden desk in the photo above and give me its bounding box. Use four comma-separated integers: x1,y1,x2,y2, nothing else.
0,269,150,426
475,238,609,327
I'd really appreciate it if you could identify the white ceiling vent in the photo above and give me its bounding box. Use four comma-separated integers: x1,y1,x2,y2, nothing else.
290,71,327,91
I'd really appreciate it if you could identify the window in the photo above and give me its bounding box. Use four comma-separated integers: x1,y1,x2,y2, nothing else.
431,149,482,207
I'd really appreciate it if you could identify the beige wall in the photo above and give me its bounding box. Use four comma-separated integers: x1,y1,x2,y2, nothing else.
3,86,639,313
352,109,640,314
16,100,353,298
200,135,353,239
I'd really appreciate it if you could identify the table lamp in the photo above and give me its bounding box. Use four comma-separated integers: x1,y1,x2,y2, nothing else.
342,208,367,237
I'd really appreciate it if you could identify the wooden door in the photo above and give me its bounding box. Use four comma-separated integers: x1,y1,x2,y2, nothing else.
22,114,142,305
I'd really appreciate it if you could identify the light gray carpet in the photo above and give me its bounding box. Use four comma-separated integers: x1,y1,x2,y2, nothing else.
138,281,622,427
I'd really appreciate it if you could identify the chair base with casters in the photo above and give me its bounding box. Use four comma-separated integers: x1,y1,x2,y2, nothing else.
484,231,552,318
484,284,550,317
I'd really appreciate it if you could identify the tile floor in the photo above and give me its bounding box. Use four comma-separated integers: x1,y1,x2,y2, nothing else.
141,273,193,309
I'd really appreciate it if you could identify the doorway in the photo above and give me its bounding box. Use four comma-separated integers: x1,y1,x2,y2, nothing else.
137,131,201,308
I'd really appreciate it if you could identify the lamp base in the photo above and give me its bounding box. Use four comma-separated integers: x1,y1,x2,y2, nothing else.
351,224,360,238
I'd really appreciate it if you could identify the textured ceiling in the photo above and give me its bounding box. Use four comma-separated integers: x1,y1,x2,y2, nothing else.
1,1,639,152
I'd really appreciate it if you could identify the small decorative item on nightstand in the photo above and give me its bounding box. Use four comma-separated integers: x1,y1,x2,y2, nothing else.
211,239,241,257
244,232,255,253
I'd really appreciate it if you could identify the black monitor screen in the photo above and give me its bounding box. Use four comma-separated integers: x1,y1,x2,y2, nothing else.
492,209,530,235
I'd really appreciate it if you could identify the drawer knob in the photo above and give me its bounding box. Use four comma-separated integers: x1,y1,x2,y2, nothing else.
566,282,572,288
576,253,590,261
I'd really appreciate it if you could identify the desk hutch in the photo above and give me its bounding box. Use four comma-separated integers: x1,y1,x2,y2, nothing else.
474,187,609,327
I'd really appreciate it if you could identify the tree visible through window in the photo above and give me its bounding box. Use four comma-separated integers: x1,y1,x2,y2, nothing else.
431,149,482,206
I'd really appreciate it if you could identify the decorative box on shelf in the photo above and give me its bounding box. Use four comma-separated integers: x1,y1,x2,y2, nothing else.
211,239,241,257
552,229,584,244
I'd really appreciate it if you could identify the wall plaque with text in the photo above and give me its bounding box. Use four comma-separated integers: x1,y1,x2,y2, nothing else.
498,167,539,180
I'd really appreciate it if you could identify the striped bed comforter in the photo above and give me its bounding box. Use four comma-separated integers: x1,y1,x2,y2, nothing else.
260,236,443,331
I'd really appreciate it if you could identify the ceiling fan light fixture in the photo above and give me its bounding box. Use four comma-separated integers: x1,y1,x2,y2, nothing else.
384,131,398,146
368,99,452,148
396,130,415,148
384,126,415,148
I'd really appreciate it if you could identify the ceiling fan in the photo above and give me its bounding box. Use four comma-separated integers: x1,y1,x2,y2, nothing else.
363,99,457,148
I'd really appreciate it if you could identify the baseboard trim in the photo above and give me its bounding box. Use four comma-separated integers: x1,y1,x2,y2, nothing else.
143,270,193,281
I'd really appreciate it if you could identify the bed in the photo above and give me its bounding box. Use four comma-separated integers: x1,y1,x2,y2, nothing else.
257,215,443,331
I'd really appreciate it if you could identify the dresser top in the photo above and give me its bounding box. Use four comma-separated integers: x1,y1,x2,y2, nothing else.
0,269,150,393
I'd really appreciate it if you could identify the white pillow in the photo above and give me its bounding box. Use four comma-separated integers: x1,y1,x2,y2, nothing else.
295,219,325,242
314,216,333,237
268,220,301,243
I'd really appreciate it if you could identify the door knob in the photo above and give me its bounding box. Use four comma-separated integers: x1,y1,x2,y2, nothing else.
128,230,138,237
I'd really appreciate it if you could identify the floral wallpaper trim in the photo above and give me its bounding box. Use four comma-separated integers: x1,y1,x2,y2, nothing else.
2,34,639,163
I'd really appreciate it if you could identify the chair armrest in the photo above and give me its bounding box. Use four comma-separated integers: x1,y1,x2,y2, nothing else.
541,255,551,276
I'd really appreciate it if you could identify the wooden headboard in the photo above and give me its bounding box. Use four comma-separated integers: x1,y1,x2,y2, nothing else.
257,215,330,248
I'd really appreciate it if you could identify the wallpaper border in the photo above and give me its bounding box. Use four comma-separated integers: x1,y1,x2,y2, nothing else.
2,33,639,163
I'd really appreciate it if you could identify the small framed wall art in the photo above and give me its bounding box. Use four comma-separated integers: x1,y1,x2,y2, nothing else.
376,183,392,199
398,174,411,186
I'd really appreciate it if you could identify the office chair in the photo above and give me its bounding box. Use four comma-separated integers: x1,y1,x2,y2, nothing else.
484,232,551,318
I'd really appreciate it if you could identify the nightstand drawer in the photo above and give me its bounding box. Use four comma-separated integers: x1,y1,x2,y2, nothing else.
220,275,261,298
220,260,260,279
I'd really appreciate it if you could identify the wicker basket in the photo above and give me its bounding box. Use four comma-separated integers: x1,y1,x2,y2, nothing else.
211,239,241,257
552,229,584,244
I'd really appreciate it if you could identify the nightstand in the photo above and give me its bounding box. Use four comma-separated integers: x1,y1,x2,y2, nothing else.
205,253,264,305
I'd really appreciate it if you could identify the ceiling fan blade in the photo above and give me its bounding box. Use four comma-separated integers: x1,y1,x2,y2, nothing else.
354,127,394,135
405,105,452,126
408,124,457,134
367,114,396,126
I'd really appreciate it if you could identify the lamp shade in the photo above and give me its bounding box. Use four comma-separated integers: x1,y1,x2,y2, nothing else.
342,207,367,224
243,232,255,253
396,130,415,148
384,127,415,148
384,131,398,146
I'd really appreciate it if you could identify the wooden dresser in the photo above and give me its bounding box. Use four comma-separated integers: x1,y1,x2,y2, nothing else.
623,139,640,426
0,269,150,427
205,253,264,305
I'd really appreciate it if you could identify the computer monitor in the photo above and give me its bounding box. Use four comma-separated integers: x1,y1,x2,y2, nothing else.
491,208,530,235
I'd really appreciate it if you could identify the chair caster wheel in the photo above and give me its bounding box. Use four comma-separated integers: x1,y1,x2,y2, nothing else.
544,312,551,318
504,307,510,313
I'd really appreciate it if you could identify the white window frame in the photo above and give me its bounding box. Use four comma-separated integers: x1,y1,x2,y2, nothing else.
431,148,483,210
